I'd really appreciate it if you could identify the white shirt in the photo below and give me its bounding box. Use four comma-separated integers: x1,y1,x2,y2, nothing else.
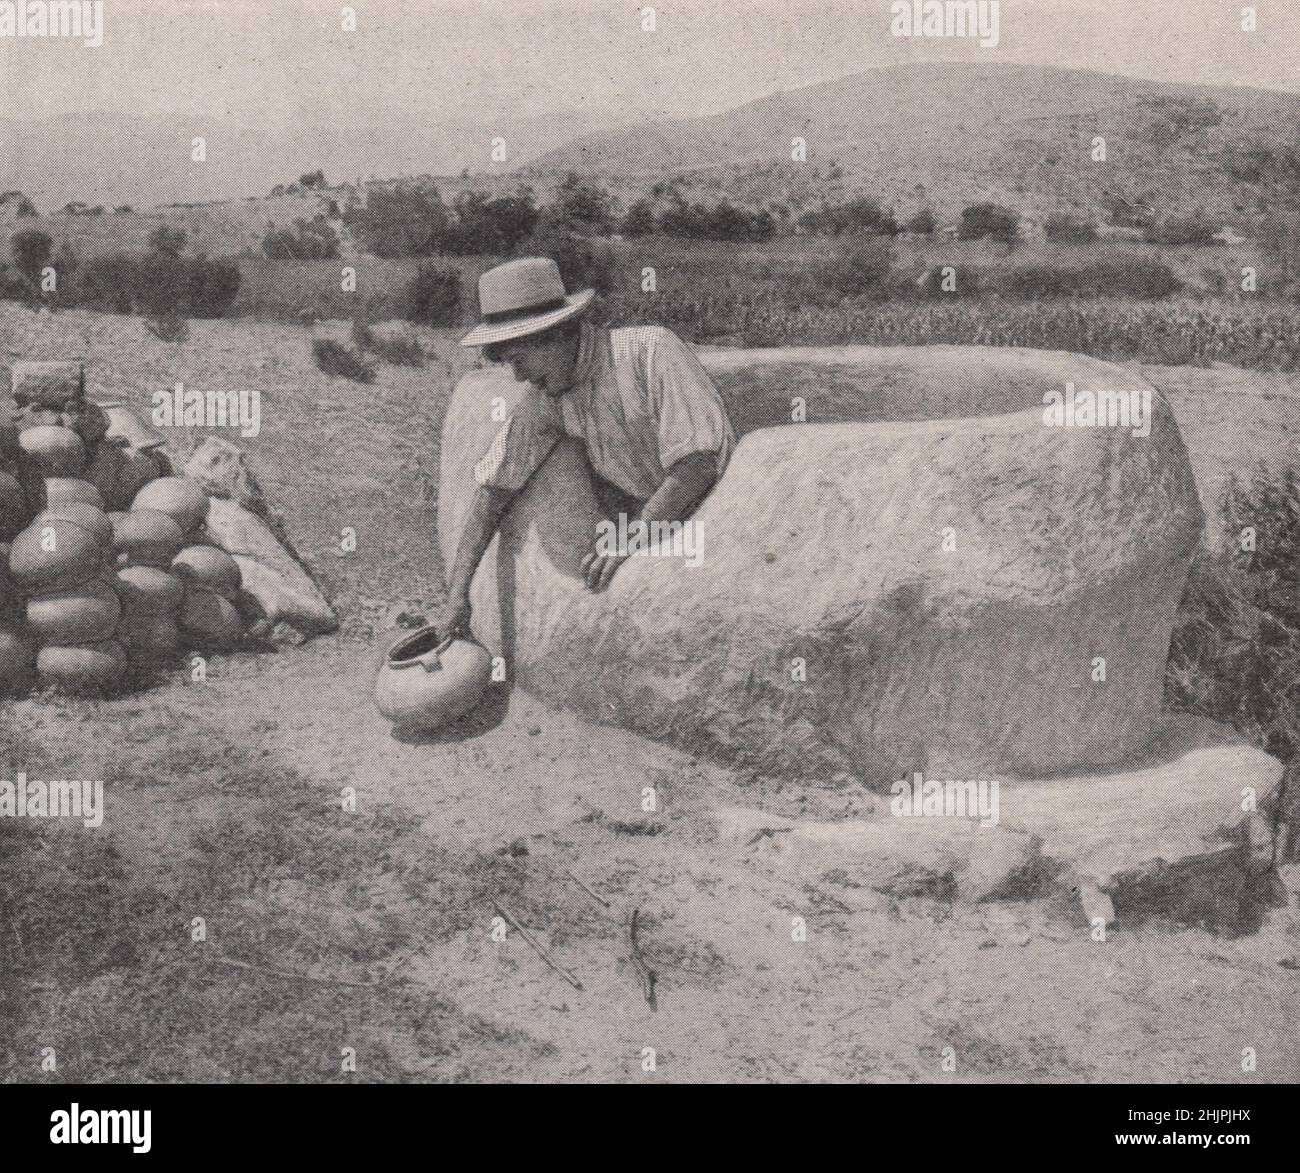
473,323,736,502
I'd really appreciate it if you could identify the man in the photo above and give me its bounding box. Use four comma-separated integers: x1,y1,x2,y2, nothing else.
438,256,735,637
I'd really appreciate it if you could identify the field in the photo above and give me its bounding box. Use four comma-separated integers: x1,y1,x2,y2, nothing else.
1,300,1298,1083
217,233,1300,372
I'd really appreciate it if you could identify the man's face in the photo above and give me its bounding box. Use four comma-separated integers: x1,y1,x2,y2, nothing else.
496,331,577,397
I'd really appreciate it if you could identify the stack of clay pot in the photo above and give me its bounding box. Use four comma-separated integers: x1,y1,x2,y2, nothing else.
0,362,246,696
121,477,244,655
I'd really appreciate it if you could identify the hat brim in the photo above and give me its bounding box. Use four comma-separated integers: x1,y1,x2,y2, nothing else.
460,289,595,348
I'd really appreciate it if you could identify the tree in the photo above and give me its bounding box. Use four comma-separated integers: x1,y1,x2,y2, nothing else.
10,228,52,284
342,183,450,258
149,224,188,257
622,199,657,237
262,216,340,259
958,203,1020,243
906,208,936,235
552,172,618,234
445,190,539,254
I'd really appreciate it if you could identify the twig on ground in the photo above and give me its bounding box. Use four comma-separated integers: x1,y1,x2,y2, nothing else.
629,908,658,1011
565,869,611,908
208,954,383,990
493,900,584,991
745,826,793,847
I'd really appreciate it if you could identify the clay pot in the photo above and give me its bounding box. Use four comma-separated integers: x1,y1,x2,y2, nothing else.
12,362,84,411
18,425,86,476
115,447,161,505
37,639,127,692
119,611,181,662
8,519,105,593
84,442,127,510
132,477,209,534
15,407,64,430
115,565,184,614
33,502,114,546
69,403,110,447
375,625,492,734
42,477,104,510
27,577,121,644
171,545,241,600
179,587,244,649
0,620,36,694
112,509,185,567
0,470,29,541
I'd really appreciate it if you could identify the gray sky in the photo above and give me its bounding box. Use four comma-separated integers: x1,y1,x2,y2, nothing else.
2,0,1299,127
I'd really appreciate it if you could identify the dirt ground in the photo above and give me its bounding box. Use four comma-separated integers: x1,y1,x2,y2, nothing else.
2,303,1298,1083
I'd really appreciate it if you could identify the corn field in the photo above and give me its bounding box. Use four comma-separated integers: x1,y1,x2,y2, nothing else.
605,291,1300,371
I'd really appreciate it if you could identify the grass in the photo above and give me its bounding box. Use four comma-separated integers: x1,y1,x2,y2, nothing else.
0,726,545,1082
1165,467,1300,767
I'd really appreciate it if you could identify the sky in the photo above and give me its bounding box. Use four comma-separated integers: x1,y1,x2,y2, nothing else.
2,0,1299,129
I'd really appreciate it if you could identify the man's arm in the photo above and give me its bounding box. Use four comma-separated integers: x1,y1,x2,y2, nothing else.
581,450,717,591
437,483,515,635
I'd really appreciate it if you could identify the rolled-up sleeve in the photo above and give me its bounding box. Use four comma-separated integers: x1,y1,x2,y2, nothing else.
473,392,562,492
646,329,736,474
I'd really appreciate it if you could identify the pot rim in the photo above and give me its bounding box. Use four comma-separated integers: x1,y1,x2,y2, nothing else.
385,624,456,668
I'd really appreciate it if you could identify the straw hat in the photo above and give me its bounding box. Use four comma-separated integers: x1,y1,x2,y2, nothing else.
460,257,595,348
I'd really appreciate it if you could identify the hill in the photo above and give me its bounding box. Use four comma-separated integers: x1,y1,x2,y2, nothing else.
520,62,1300,229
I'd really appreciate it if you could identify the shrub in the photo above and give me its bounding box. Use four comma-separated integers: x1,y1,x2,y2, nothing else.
958,203,1020,243
352,319,425,366
799,196,897,237
299,169,327,190
1145,215,1218,246
1043,213,1098,243
181,254,241,317
0,264,33,301
399,263,461,326
810,238,895,301
343,183,451,258
659,197,774,242
312,339,375,382
262,216,340,259
442,190,539,255
1166,468,1300,764
67,251,240,318
551,172,619,235
622,199,657,237
10,228,52,284
148,224,187,258
906,208,936,235
1,191,37,217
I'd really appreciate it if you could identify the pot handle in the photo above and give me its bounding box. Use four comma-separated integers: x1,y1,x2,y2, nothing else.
416,635,457,673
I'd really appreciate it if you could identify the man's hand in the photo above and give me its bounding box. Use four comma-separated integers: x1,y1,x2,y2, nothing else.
437,590,472,638
580,548,629,592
